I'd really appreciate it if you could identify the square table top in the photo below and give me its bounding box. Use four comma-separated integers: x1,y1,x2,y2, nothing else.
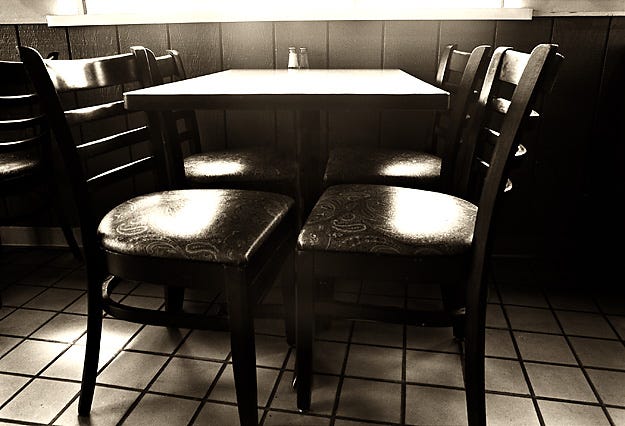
124,69,449,111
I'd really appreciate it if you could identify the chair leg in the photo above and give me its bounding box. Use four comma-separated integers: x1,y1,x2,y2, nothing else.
225,266,258,426
464,281,488,426
441,281,466,340
280,250,296,346
296,250,314,412
78,276,104,416
316,279,334,331
165,287,185,313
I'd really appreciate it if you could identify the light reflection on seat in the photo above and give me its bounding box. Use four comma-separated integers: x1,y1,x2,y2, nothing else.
190,159,245,177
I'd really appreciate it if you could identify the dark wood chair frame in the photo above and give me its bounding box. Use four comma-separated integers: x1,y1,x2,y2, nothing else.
132,47,302,222
19,45,296,426
295,44,563,425
0,59,82,270
132,46,297,345
322,44,492,194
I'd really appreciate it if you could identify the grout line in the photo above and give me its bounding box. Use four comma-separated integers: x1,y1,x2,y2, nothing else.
544,290,616,426
492,266,546,426
4,249,625,425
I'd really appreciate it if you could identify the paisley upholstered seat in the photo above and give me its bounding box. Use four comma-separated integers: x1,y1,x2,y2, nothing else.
99,189,293,264
323,147,441,190
298,184,475,256
184,148,298,190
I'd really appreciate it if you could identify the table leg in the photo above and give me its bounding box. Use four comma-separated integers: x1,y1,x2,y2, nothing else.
295,110,322,218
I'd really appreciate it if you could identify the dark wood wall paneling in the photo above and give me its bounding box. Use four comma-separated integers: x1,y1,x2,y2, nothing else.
582,17,625,283
537,17,610,279
1,17,623,271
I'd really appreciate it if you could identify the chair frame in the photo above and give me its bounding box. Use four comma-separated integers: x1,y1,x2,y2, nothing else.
295,44,562,425
20,45,296,426
132,46,297,344
322,44,491,194
0,59,81,261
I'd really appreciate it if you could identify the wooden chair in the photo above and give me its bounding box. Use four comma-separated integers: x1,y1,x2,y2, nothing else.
19,45,296,426
323,44,491,194
0,59,81,262
131,45,298,344
132,47,301,219
294,43,563,425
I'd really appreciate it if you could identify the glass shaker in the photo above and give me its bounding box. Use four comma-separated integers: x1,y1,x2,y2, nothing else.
287,46,299,69
299,47,310,69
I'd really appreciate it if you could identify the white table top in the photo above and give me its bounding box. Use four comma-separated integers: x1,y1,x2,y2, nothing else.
124,69,449,111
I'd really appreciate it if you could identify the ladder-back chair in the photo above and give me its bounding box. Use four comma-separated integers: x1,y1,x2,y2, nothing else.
294,43,563,425
323,44,491,194
19,45,296,426
0,59,81,274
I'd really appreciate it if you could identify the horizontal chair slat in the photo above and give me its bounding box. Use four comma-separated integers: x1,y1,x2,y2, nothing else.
65,100,127,126
45,53,139,92
0,133,48,152
77,126,150,158
0,93,39,108
499,50,531,86
86,156,154,190
0,114,47,131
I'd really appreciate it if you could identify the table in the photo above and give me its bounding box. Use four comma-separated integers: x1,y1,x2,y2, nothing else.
124,69,449,213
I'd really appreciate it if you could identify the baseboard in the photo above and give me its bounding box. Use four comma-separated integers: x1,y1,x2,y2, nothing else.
0,226,83,248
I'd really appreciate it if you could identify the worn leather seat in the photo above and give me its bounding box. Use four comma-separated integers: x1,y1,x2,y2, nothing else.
0,152,40,179
323,147,441,190
184,148,298,191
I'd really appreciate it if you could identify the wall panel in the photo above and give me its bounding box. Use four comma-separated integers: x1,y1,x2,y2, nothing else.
0,25,19,60
535,17,609,261
222,22,275,149
581,16,625,283
328,21,384,151
17,24,69,59
168,23,225,151
381,21,440,150
439,20,496,56
274,21,328,159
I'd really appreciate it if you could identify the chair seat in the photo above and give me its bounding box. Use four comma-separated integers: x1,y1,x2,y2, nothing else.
184,148,298,187
98,189,293,265
297,184,476,256
324,147,441,189
0,152,40,179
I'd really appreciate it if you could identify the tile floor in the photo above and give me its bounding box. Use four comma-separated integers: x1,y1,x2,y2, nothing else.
1,246,625,425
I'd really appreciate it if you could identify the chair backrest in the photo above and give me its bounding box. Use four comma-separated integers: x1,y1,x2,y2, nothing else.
132,46,202,189
436,44,474,92
18,45,166,261
453,43,562,296
434,44,492,191
0,60,49,187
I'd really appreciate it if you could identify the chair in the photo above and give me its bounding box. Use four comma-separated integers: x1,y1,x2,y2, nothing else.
0,59,81,263
19,45,296,426
294,43,563,425
132,45,298,344
323,44,491,194
133,47,301,220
